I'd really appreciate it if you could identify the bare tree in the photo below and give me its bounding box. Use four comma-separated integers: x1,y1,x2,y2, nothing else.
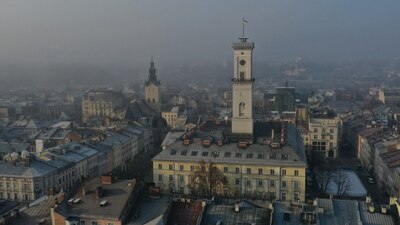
315,169,335,197
315,159,338,197
189,160,227,198
334,169,352,197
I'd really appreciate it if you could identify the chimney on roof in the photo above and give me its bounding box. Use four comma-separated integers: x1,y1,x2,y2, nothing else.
23,158,30,167
366,196,372,204
202,139,211,147
381,205,388,214
101,174,114,185
281,124,285,145
234,203,240,212
271,129,275,141
368,205,375,213
183,139,190,145
238,142,247,148
95,186,104,199
82,186,87,197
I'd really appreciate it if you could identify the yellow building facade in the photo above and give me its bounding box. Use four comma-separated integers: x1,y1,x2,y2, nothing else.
152,126,307,202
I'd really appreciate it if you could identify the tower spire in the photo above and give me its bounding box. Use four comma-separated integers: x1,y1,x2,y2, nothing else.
239,17,248,42
147,57,159,85
150,56,154,68
144,57,161,112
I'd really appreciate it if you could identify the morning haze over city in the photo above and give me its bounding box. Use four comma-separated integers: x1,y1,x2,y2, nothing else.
0,1,400,225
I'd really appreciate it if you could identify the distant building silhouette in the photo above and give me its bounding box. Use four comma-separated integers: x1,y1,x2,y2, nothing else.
274,82,295,113
144,57,161,112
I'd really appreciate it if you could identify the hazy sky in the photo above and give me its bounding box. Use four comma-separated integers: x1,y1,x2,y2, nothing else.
1,0,400,66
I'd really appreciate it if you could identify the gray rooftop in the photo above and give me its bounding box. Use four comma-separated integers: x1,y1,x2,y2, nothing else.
153,125,307,167
101,132,130,147
273,198,395,225
64,178,138,220
358,202,394,225
127,194,171,225
0,160,56,178
37,156,71,169
14,194,61,225
0,142,30,154
44,151,86,164
161,131,185,148
201,201,271,225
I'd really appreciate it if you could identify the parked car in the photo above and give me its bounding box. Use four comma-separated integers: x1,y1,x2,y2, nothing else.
367,177,375,184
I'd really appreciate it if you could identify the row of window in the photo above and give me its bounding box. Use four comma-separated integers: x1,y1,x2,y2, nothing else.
0,192,30,201
80,221,114,225
163,114,177,118
158,174,300,189
0,182,30,190
169,186,299,201
158,164,299,176
169,150,289,160
312,134,335,140
313,128,335,133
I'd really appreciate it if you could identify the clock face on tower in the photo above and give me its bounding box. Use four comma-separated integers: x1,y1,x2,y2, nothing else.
239,59,246,66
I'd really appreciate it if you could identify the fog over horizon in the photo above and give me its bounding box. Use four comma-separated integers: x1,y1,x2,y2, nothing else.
1,0,400,68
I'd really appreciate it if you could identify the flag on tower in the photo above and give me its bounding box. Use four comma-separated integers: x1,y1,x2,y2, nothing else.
243,18,248,24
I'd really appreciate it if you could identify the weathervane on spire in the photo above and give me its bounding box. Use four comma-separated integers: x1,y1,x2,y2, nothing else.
242,16,248,37
239,17,249,42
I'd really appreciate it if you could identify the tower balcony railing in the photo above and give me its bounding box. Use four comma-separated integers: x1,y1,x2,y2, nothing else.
232,78,255,82
232,42,254,49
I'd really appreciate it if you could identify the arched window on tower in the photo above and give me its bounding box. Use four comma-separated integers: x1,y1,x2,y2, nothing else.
148,98,150,103
239,102,245,117
240,72,245,81
153,98,155,103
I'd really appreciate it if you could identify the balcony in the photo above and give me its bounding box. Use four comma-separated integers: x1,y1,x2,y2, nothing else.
232,41,254,49
232,78,255,83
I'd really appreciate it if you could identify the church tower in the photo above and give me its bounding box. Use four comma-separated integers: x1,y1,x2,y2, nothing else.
231,21,254,136
144,57,161,112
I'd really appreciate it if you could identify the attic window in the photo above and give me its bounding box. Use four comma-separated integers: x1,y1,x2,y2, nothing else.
170,149,177,155
246,153,253,159
191,151,198,156
270,153,276,159
235,153,242,158
258,153,265,159
181,150,187,156
211,152,219,158
224,152,231,157
202,151,209,156
282,154,288,160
